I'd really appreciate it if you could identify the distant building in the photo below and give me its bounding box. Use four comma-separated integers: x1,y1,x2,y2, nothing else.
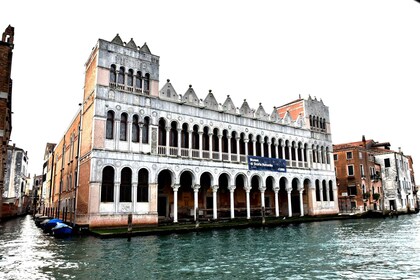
32,174,43,214
3,144,30,216
334,136,416,213
0,25,14,221
42,34,338,229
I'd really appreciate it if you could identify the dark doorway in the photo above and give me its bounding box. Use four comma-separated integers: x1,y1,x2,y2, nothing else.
158,196,167,217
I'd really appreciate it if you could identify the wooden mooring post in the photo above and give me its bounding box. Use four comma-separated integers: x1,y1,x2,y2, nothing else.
127,213,133,241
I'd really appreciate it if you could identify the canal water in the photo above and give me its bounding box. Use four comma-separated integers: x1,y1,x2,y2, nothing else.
1,215,420,280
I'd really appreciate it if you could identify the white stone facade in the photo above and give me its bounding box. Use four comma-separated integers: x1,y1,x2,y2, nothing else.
376,152,416,212
74,35,339,227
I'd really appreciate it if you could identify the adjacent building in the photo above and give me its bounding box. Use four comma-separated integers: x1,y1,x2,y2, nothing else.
42,34,338,229
0,25,14,221
3,144,30,217
334,136,416,213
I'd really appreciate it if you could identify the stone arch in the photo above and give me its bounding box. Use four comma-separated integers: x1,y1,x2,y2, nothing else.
199,172,214,216
217,172,231,218
156,169,175,219
177,169,196,219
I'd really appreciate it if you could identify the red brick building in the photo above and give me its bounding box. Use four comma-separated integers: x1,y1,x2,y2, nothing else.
333,136,384,213
0,25,14,221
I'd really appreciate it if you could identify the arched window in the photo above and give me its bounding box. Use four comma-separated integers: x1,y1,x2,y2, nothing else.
309,115,313,127
192,125,199,150
263,136,269,157
120,167,132,202
322,181,328,201
212,128,219,152
270,138,276,158
101,166,114,202
137,169,149,202
120,113,128,141
135,71,142,90
284,140,290,160
231,131,237,154
142,117,150,144
158,118,166,146
144,73,150,92
110,64,116,84
240,133,246,155
182,123,189,148
106,111,115,139
256,135,262,157
329,181,334,201
222,130,229,153
132,115,140,143
170,121,178,147
315,180,321,201
277,139,283,159
118,66,125,85
127,69,134,87
203,127,210,151
248,134,254,155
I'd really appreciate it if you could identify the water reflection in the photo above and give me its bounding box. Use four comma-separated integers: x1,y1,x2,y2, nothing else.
1,215,420,279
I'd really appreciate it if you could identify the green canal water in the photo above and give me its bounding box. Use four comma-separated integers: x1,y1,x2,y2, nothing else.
1,214,420,279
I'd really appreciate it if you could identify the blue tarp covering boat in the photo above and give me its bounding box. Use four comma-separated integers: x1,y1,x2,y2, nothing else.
43,218,64,233
51,222,73,237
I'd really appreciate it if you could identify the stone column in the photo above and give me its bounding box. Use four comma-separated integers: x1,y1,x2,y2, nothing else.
139,123,144,153
193,184,200,221
274,187,280,217
114,118,119,150
268,141,272,158
149,183,158,214
188,129,193,158
218,134,223,160
198,130,203,158
252,139,257,156
260,141,264,157
172,184,180,223
236,136,240,162
293,144,298,165
288,145,292,163
115,183,120,213
299,188,304,217
177,128,182,156
281,144,285,161
244,139,249,158
165,126,170,156
287,188,292,217
209,132,213,159
274,143,279,158
132,182,137,212
245,187,251,219
228,185,236,219
127,120,132,151
300,147,304,167
259,186,266,208
211,185,219,220
227,135,232,161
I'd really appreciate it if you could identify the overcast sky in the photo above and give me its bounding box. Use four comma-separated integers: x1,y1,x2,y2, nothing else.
2,0,420,183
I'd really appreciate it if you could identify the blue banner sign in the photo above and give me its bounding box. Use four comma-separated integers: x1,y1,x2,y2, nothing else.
247,156,287,172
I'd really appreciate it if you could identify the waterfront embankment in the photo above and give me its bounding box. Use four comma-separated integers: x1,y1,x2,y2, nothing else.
88,210,414,238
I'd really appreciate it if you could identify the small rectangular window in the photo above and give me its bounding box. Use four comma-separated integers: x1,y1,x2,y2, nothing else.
359,151,363,159
384,158,391,168
347,165,354,176
360,164,365,177
346,152,353,159
333,154,338,161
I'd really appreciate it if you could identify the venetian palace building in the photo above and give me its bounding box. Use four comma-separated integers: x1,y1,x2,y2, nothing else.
42,35,338,228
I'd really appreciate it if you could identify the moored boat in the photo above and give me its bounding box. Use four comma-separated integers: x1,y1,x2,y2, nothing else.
43,218,64,233
51,222,73,237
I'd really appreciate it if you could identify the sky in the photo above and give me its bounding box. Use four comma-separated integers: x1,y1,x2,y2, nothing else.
2,0,420,183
